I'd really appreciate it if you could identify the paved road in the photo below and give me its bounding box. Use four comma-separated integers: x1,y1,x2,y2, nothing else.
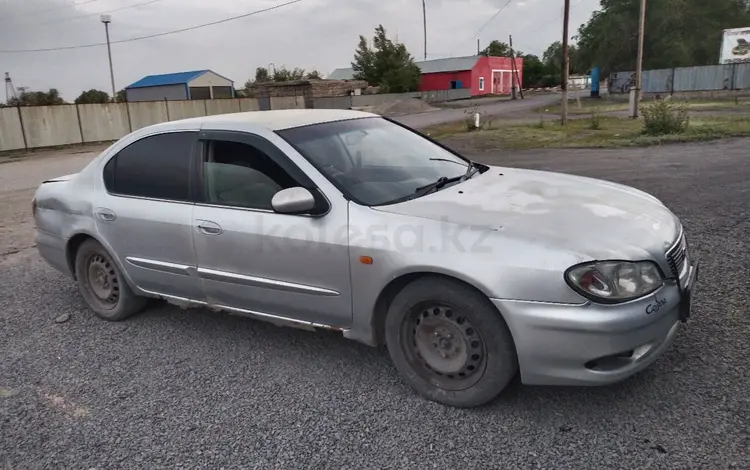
393,91,579,128
1,139,749,469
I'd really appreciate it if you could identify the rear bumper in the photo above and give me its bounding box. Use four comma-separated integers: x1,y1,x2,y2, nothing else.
36,229,73,278
492,280,687,386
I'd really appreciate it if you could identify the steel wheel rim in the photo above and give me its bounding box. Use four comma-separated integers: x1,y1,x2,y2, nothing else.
400,303,487,391
86,253,120,309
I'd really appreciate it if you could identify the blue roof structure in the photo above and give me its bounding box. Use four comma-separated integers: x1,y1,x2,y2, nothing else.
126,70,210,89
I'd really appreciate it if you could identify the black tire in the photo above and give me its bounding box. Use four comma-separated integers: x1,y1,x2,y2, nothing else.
74,239,147,321
385,276,518,408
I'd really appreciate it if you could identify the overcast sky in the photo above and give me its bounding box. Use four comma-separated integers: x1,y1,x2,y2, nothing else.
0,0,599,100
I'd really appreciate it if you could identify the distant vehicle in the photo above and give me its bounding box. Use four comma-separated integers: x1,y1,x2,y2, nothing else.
733,38,750,56
33,110,698,407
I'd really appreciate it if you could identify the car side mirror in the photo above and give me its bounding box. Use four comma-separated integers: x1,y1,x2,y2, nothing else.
271,187,317,215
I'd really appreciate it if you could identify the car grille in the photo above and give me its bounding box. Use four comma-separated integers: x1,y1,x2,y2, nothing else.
666,231,688,277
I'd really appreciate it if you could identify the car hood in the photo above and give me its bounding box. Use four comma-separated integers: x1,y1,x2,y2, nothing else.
374,166,681,261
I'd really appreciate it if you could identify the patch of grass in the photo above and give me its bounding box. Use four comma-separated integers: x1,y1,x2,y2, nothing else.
536,97,629,115
589,107,603,130
536,96,750,115
422,121,475,140
436,115,750,150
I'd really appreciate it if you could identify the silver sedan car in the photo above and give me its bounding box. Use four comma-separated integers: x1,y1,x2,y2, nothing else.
34,109,698,407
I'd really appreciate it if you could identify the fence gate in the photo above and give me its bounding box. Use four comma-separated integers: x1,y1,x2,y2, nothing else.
259,96,271,111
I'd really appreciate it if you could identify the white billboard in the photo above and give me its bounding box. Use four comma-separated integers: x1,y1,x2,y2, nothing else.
720,27,750,64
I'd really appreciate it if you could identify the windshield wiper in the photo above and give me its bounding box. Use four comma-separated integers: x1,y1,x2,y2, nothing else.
463,161,480,180
429,158,467,165
411,161,481,199
413,176,459,197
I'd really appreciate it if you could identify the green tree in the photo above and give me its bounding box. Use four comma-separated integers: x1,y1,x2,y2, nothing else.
480,40,512,57
7,88,65,106
115,89,127,102
272,66,306,82
576,0,750,76
245,66,315,88
351,24,421,93
244,67,272,88
75,89,110,104
518,53,545,88
305,69,323,79
539,41,584,87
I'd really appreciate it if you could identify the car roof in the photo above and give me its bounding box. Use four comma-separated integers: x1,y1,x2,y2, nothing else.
154,109,378,132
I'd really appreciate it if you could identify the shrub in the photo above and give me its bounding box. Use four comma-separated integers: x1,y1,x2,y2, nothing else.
641,99,689,136
463,105,489,131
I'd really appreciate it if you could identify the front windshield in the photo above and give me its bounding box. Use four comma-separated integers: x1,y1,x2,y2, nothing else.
277,117,470,206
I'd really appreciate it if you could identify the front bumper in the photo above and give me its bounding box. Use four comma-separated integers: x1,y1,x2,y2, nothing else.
493,265,697,386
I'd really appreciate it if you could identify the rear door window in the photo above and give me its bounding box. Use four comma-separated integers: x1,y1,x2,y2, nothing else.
104,132,197,201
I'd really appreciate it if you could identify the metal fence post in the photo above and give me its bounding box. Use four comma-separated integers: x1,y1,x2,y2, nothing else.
75,103,85,144
164,97,170,121
125,101,133,132
670,68,676,96
203,99,208,116
16,105,28,151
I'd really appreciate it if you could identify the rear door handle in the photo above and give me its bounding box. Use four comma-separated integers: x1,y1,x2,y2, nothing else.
95,208,116,221
196,220,222,235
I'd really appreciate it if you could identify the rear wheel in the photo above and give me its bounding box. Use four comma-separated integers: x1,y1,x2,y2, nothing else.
385,277,518,407
74,239,146,321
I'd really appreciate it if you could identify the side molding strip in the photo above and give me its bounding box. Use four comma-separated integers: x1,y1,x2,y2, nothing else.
197,267,340,297
125,256,193,276
138,288,345,332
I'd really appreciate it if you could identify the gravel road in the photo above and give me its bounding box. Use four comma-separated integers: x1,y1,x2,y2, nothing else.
1,138,749,469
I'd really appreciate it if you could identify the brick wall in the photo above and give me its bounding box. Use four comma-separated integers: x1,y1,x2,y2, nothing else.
245,80,368,108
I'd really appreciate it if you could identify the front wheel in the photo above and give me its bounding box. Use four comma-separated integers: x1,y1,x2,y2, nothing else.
74,239,147,321
385,277,518,408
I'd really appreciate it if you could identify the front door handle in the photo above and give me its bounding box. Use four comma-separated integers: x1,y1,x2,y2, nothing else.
95,208,116,221
196,220,222,236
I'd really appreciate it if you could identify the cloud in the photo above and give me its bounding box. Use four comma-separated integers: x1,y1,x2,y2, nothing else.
0,0,598,100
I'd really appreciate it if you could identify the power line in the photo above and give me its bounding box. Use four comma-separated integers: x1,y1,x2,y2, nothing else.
0,0,303,53
470,0,515,40
449,0,515,56
521,0,589,36
507,0,590,54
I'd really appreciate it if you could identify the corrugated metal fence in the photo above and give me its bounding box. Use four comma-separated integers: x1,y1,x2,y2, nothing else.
609,63,750,94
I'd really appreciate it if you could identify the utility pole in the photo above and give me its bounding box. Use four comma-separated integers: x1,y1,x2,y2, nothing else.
561,0,571,125
4,72,17,103
632,0,647,118
422,0,427,60
477,39,480,55
509,35,524,100
101,15,117,101
509,35,517,99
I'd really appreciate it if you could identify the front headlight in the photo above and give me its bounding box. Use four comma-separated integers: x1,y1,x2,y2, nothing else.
565,261,664,303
